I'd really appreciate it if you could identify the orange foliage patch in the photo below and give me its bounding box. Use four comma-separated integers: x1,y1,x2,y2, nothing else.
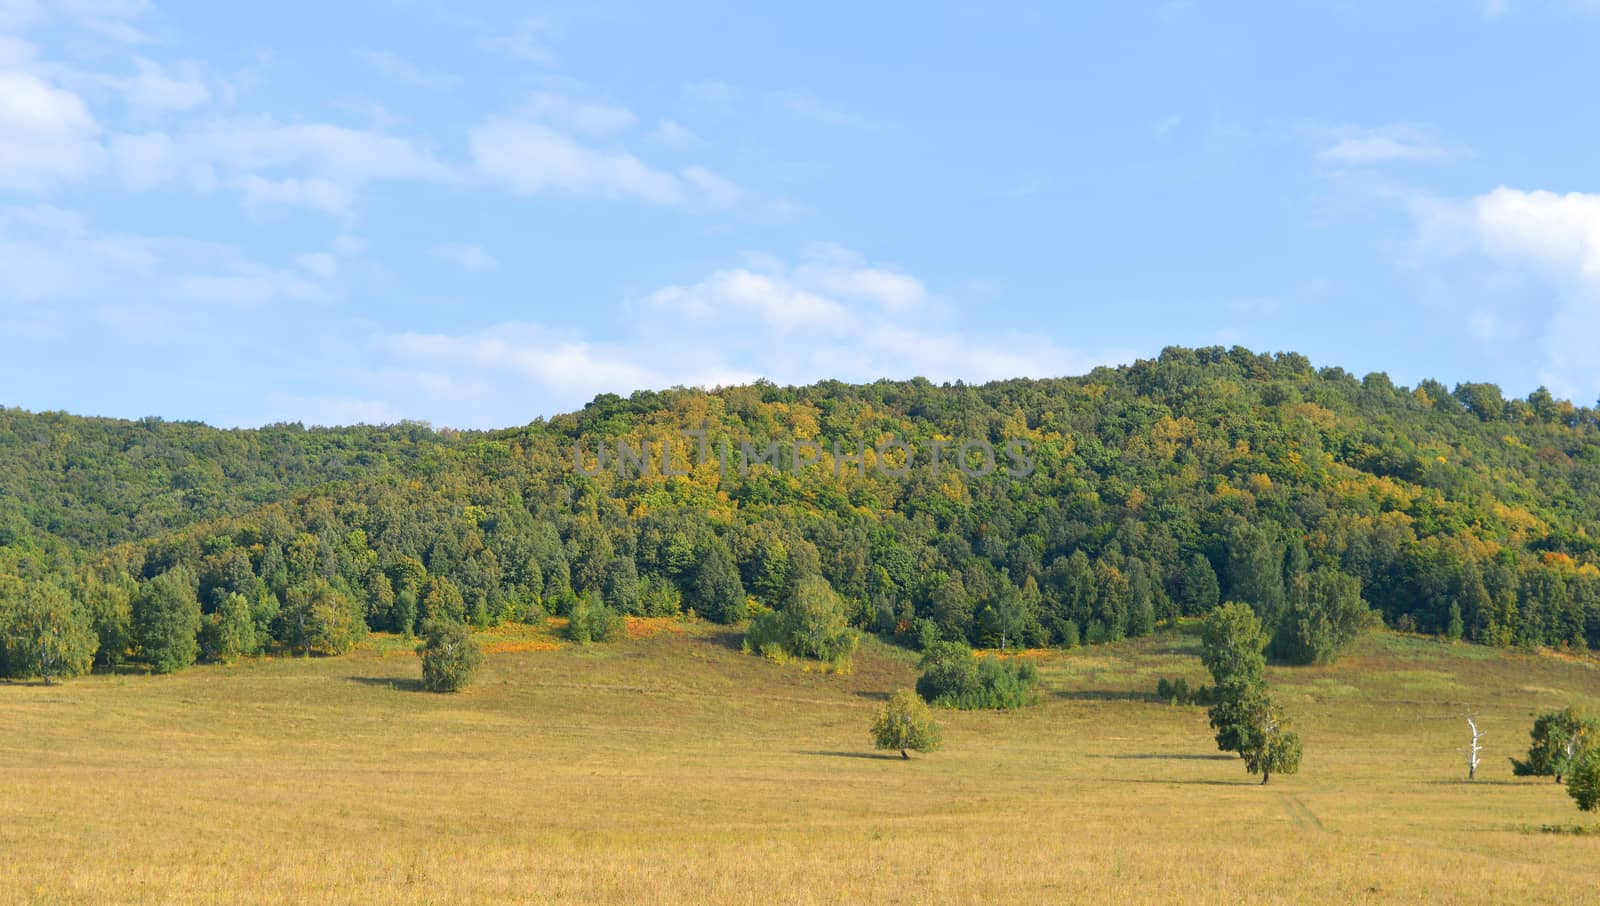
476,620,565,654
624,617,685,640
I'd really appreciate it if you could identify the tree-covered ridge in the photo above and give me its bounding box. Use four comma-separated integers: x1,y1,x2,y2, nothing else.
5,344,1600,680
0,410,454,550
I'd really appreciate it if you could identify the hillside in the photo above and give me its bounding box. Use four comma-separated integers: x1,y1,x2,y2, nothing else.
5,344,1600,678
3,624,1597,903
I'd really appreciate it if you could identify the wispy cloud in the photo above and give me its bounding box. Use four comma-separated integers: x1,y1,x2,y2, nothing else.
469,93,743,210
432,242,497,273
1315,123,1459,165
355,49,459,91
775,90,884,131
481,17,558,64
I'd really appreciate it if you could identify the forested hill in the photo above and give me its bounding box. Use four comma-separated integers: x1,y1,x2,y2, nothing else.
6,345,1600,676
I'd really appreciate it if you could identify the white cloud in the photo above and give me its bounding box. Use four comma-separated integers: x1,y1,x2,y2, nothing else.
432,242,497,273
0,35,35,64
1316,123,1456,165
682,79,737,114
239,174,352,216
482,17,557,64
645,268,854,333
0,70,101,190
56,0,152,42
1473,187,1600,282
649,119,699,148
184,116,453,183
469,115,741,209
118,57,210,113
471,118,680,203
107,116,453,214
0,205,335,335
296,251,338,280
262,394,403,427
776,90,883,131
363,248,1119,426
0,0,42,30
1482,0,1600,19
518,91,635,135
355,49,459,91
1408,187,1600,400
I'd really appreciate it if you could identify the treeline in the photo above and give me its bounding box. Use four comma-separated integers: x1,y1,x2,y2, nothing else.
5,345,1600,680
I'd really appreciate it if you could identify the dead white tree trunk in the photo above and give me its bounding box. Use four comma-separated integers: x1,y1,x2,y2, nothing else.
1466,715,1484,781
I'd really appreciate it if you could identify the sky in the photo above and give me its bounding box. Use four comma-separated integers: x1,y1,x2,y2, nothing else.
3,1,1600,428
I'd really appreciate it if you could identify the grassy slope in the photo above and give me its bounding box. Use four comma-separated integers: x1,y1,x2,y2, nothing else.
3,624,1598,905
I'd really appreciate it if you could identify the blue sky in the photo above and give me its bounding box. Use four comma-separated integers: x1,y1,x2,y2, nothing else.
3,1,1600,428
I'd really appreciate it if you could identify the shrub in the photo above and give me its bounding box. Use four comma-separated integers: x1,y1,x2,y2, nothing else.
740,575,858,671
1155,676,1197,705
1059,619,1080,649
637,575,682,617
915,641,1039,710
417,618,482,692
566,591,623,644
871,688,943,759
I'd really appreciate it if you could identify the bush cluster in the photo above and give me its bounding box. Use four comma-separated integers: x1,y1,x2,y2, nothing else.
915,641,1039,710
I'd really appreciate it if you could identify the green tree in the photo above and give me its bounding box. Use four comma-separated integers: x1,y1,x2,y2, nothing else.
1566,749,1600,812
1201,602,1267,687
1512,706,1599,783
1270,569,1373,665
132,569,202,674
0,582,97,683
566,590,623,643
281,578,365,656
417,617,483,692
1445,600,1464,642
80,574,134,669
781,575,857,668
1207,679,1302,782
1180,554,1221,614
1227,522,1285,624
199,591,259,662
871,688,943,759
690,539,746,624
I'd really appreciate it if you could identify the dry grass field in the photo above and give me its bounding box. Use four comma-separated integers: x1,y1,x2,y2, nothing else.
4,620,1599,904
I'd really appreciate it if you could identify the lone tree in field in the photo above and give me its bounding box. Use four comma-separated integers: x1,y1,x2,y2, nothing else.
417,617,483,692
1511,706,1598,783
1200,603,1302,782
872,688,943,759
1239,697,1303,784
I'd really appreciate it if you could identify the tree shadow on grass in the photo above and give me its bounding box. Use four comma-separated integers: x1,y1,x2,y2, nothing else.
853,690,892,702
1056,689,1152,702
1117,778,1263,787
347,676,426,692
796,750,907,761
1090,753,1236,762
706,630,746,653
1424,778,1538,787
